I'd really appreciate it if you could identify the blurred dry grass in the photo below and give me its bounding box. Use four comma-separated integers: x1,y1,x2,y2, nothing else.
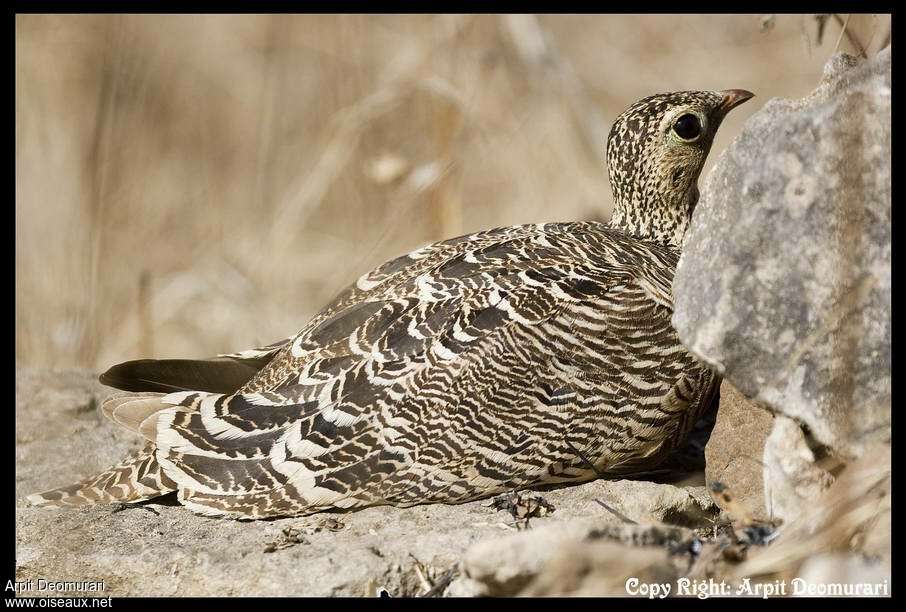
15,14,891,370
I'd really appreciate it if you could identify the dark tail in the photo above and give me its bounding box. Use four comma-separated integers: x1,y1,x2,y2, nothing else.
99,336,293,394
98,355,278,394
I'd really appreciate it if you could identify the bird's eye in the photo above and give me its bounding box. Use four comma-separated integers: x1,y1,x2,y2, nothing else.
672,114,702,141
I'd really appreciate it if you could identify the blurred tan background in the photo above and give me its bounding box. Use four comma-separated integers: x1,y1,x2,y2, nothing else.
16,14,891,370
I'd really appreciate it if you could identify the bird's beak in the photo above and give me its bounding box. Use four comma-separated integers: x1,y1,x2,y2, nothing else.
716,89,755,117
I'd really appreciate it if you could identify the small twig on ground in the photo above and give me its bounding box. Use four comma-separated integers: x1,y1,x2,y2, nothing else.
408,553,434,595
593,498,638,525
420,568,458,598
413,564,432,594
566,439,636,524
112,502,159,516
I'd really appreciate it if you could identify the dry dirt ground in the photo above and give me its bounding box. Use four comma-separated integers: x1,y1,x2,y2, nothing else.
15,369,717,597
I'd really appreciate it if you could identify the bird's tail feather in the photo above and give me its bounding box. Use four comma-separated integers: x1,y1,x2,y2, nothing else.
26,442,176,508
98,356,272,395
30,337,294,512
98,336,292,395
100,391,173,439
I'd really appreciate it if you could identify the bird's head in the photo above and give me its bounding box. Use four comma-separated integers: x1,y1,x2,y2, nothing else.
606,89,754,247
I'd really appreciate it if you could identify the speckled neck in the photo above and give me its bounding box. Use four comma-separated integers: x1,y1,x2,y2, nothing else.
608,184,699,249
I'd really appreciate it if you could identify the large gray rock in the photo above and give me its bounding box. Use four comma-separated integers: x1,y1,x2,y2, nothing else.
673,49,891,466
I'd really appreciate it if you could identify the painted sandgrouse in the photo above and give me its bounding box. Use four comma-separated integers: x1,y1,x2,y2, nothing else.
28,89,753,519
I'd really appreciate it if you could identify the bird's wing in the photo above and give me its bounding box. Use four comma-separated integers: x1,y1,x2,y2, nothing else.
235,224,559,393
143,222,686,518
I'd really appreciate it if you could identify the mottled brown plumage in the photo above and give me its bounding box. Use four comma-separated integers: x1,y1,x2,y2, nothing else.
28,89,753,518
